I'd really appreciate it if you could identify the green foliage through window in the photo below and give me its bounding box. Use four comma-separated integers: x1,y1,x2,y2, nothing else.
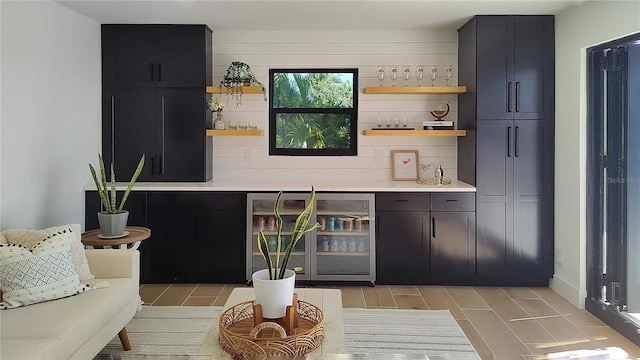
269,69,358,156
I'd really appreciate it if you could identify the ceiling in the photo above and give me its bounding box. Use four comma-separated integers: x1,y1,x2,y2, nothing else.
55,0,592,32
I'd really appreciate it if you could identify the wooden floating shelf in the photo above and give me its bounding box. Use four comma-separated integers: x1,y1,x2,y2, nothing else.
363,129,467,136
206,86,263,94
363,86,466,94
206,129,263,136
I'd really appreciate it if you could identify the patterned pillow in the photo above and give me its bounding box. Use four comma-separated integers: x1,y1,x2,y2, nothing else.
0,231,90,309
0,224,94,281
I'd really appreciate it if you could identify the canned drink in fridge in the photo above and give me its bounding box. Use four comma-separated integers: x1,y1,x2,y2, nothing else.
328,217,336,231
320,237,330,252
268,216,276,231
355,219,363,232
348,238,357,252
337,219,345,231
258,217,266,230
339,237,348,252
330,237,339,252
345,219,354,231
357,239,366,252
319,217,327,231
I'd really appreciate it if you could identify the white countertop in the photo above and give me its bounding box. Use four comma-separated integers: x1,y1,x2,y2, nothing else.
84,178,476,192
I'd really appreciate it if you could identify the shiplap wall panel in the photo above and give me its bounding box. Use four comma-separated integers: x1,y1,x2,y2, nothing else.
212,29,460,182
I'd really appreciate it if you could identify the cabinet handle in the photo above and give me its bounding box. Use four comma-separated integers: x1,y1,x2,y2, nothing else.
150,63,154,81
507,82,512,112
161,96,166,175
446,199,459,203
150,156,155,175
158,63,162,82
515,126,520,158
507,126,512,157
432,217,436,238
159,156,163,175
515,82,520,112
111,96,115,165
396,199,409,202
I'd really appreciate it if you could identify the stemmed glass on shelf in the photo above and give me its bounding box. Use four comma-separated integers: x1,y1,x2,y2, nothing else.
377,66,385,86
445,65,453,86
430,66,438,86
403,66,411,86
416,66,424,86
390,66,398,86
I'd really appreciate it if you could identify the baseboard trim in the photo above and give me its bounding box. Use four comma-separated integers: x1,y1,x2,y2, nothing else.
550,274,586,309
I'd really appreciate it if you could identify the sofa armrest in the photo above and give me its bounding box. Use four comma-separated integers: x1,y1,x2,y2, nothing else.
85,249,140,280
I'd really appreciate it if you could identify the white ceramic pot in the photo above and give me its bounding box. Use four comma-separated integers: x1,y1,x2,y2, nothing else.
252,268,296,319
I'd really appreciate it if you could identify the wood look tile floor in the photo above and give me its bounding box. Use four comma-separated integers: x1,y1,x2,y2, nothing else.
139,284,640,359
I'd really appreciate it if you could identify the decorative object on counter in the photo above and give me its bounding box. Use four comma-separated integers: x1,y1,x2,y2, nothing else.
416,163,452,185
391,150,419,181
254,187,321,318
430,101,450,120
89,153,145,237
220,61,267,106
208,95,226,130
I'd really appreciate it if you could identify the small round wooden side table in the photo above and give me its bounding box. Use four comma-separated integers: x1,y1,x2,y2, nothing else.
81,226,151,250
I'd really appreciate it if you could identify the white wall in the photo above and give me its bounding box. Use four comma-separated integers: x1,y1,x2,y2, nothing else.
212,30,460,181
0,0,101,230
553,0,640,307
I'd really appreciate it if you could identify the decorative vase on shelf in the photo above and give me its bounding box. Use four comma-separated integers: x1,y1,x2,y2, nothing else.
214,112,225,130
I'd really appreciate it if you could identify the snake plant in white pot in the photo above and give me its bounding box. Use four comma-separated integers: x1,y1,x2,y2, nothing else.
89,154,145,237
253,186,321,318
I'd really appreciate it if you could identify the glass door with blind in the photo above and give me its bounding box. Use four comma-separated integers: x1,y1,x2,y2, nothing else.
586,33,640,346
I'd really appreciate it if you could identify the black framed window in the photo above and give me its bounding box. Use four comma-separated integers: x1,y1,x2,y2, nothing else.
269,68,358,156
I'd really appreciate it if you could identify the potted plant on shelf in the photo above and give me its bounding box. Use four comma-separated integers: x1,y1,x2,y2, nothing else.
253,186,321,319
89,154,145,238
220,61,267,106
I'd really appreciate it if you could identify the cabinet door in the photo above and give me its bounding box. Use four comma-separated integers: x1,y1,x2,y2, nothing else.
512,120,551,281
199,193,246,284
155,89,207,181
476,16,514,120
103,88,157,182
155,26,208,88
430,212,476,283
476,120,514,283
513,16,554,120
102,25,156,88
376,211,429,285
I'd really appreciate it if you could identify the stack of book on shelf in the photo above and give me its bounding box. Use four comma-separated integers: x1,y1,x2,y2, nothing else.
423,121,454,130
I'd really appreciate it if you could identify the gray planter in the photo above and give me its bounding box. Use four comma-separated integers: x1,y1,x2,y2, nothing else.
97,210,129,237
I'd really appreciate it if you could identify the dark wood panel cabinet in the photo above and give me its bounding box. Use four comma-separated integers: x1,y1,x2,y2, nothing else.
102,25,213,182
430,193,476,284
102,25,212,89
472,16,554,121
85,191,246,284
458,15,554,286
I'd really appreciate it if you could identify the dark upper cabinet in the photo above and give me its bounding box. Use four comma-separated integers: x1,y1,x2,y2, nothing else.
461,15,554,122
102,25,213,182
102,25,212,88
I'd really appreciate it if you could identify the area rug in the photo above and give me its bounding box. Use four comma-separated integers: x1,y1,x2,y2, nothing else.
96,306,479,359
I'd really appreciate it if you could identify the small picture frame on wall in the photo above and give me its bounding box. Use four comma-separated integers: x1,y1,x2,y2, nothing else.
391,150,419,181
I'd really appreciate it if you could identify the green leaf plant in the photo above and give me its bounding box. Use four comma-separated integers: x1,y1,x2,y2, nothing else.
89,154,145,214
257,187,322,280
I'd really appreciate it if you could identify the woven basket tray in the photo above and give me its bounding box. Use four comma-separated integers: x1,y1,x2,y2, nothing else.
219,300,325,360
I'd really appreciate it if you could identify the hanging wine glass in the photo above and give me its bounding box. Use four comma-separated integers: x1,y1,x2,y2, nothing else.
416,66,424,86
430,66,438,86
390,66,398,86
445,65,453,86
377,66,385,86
403,66,411,86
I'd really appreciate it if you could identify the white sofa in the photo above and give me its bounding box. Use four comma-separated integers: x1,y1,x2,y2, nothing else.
0,249,140,359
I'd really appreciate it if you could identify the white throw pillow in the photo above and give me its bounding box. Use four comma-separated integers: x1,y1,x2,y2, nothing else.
0,231,91,309
0,224,94,281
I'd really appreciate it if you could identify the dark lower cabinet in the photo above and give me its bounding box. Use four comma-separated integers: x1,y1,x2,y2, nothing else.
430,193,476,284
85,191,246,284
375,193,430,285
